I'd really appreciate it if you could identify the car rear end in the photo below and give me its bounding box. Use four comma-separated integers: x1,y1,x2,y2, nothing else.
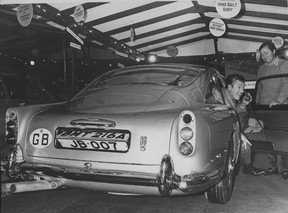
6,104,229,196
5,64,230,196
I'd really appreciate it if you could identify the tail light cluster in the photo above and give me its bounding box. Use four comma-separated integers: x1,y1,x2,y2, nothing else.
178,111,196,156
6,108,18,146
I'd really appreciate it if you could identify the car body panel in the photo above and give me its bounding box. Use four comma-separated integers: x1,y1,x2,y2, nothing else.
25,106,176,165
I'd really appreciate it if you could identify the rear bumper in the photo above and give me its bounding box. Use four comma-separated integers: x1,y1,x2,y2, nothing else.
8,150,223,195
19,162,158,187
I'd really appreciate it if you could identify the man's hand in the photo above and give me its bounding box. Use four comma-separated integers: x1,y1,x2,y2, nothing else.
241,133,252,149
239,92,252,109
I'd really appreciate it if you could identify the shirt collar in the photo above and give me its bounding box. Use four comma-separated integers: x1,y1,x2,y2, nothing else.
267,56,279,66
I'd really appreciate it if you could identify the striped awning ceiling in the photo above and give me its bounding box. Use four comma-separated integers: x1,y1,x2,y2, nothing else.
0,0,287,60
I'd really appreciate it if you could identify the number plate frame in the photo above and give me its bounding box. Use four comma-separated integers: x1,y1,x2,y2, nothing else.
54,127,131,153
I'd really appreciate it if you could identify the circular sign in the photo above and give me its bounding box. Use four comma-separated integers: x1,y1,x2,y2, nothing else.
73,5,87,23
166,45,178,57
272,36,284,49
17,4,33,27
29,128,52,149
209,18,226,37
216,0,241,18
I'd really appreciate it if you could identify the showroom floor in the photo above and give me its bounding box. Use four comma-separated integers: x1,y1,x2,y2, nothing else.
1,154,288,213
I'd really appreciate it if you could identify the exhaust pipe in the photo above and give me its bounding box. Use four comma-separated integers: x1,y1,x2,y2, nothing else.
1,180,64,194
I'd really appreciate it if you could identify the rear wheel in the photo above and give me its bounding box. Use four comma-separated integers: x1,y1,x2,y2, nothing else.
205,134,239,204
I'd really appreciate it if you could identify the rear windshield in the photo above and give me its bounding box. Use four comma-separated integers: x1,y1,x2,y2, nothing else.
86,67,199,90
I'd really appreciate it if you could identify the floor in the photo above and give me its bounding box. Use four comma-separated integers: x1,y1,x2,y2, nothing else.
1,153,288,213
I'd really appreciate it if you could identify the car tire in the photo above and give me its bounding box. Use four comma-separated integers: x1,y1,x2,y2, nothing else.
205,134,239,204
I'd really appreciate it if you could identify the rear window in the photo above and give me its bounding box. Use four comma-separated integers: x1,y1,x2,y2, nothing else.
88,67,199,89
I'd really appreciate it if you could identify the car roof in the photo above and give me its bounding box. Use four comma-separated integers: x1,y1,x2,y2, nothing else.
107,63,216,76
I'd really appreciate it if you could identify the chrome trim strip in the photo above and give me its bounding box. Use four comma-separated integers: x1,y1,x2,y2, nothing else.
19,162,158,187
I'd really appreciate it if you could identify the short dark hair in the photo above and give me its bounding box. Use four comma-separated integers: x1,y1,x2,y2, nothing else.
259,41,276,52
225,74,245,88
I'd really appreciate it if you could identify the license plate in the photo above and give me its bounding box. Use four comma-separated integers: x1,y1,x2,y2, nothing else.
55,128,130,152
56,139,129,152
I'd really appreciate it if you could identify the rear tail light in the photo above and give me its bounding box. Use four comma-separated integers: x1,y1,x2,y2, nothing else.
179,141,194,155
6,108,18,146
178,111,196,156
180,127,193,140
182,114,192,124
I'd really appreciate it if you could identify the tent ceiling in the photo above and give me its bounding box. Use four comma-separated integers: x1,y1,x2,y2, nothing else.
0,0,287,60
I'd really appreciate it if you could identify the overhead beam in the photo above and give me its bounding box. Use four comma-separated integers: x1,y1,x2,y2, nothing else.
86,1,173,27
32,4,145,61
142,34,211,54
119,17,204,43
191,1,218,54
104,6,213,36
132,26,207,49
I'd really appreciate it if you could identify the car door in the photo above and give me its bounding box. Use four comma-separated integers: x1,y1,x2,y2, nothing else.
247,74,288,153
205,74,239,154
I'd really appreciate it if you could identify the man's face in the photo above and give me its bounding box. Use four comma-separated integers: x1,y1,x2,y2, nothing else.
260,46,275,64
228,80,245,101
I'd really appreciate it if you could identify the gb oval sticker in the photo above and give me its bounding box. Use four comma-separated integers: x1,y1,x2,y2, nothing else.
29,128,52,148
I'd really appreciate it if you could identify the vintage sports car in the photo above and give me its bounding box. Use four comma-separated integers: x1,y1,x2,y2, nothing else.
5,63,241,204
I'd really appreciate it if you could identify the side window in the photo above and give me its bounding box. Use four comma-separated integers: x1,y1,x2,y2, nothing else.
255,74,288,109
205,76,224,104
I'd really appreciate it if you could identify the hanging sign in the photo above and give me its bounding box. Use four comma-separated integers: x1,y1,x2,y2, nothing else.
272,36,284,49
209,18,226,37
166,45,178,57
73,5,87,23
17,4,33,27
215,0,241,18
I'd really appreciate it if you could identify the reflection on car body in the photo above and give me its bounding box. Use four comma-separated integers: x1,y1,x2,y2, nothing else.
5,64,241,204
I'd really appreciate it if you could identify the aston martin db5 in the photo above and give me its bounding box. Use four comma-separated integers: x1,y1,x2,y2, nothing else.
5,63,241,204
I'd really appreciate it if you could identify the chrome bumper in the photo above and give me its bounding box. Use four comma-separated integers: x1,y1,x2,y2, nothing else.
157,155,223,195
7,148,223,195
16,162,159,187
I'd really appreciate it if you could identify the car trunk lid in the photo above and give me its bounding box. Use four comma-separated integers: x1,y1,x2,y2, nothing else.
25,107,179,166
